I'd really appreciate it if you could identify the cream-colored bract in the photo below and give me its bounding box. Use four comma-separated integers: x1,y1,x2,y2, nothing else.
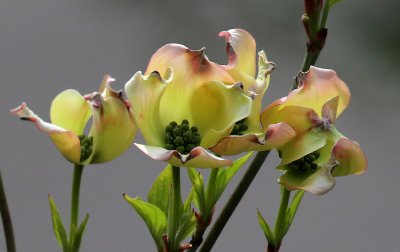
262,67,367,195
11,76,136,165
126,29,276,168
210,43,296,156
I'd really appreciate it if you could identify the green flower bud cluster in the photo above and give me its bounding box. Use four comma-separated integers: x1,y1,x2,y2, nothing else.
230,118,248,135
79,135,93,162
286,151,320,172
165,119,201,154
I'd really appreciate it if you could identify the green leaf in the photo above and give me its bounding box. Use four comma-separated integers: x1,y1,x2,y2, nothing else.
209,152,253,209
148,164,172,215
257,209,275,246
183,187,195,213
124,194,167,251
187,168,206,214
70,214,90,252
328,0,343,8
48,196,69,251
175,211,197,244
204,168,219,214
286,190,305,226
280,190,305,238
69,224,77,251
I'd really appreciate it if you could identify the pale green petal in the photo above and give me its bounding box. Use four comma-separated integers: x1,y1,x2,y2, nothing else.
246,51,275,133
284,66,350,118
321,96,339,124
125,70,171,146
279,129,327,166
98,75,117,96
10,103,81,164
145,44,234,85
189,82,252,148
332,138,367,177
152,45,235,127
210,122,296,156
135,143,232,168
279,166,335,195
261,105,316,134
50,89,91,135
314,127,344,165
219,29,256,76
87,93,136,164
49,133,82,165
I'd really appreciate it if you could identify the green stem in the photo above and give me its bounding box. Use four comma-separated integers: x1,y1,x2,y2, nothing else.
205,168,219,217
0,169,16,252
199,151,270,252
301,49,320,73
69,164,84,241
188,169,219,252
292,46,321,90
319,3,331,31
273,188,291,243
168,166,181,252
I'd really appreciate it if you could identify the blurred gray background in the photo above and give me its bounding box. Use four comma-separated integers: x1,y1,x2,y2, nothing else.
1,0,399,251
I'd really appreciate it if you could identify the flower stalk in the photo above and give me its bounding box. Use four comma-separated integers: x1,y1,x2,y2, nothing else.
70,164,84,242
167,166,182,252
0,169,16,252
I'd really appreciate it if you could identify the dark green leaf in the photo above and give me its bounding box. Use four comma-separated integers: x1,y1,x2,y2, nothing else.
124,194,167,251
148,164,172,215
48,196,69,251
257,209,275,246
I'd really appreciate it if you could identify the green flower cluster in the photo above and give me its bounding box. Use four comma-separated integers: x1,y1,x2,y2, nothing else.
230,118,249,135
165,120,201,154
79,135,93,162
286,151,320,172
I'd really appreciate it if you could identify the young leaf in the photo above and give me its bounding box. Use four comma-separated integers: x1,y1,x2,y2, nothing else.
48,195,69,251
69,224,77,251
286,190,305,226
175,212,197,244
183,187,195,213
148,164,172,215
187,168,206,214
70,213,90,252
257,209,275,246
124,194,167,251
328,0,343,8
209,152,254,209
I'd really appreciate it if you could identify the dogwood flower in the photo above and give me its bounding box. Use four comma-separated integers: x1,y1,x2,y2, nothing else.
210,29,296,156
11,76,136,165
125,29,260,168
261,67,367,195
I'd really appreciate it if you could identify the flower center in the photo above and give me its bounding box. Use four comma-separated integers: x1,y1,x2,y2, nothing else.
165,119,201,154
79,135,93,162
319,117,331,132
230,118,248,135
285,151,320,172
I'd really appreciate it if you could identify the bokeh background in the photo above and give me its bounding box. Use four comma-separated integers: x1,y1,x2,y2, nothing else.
1,0,399,251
